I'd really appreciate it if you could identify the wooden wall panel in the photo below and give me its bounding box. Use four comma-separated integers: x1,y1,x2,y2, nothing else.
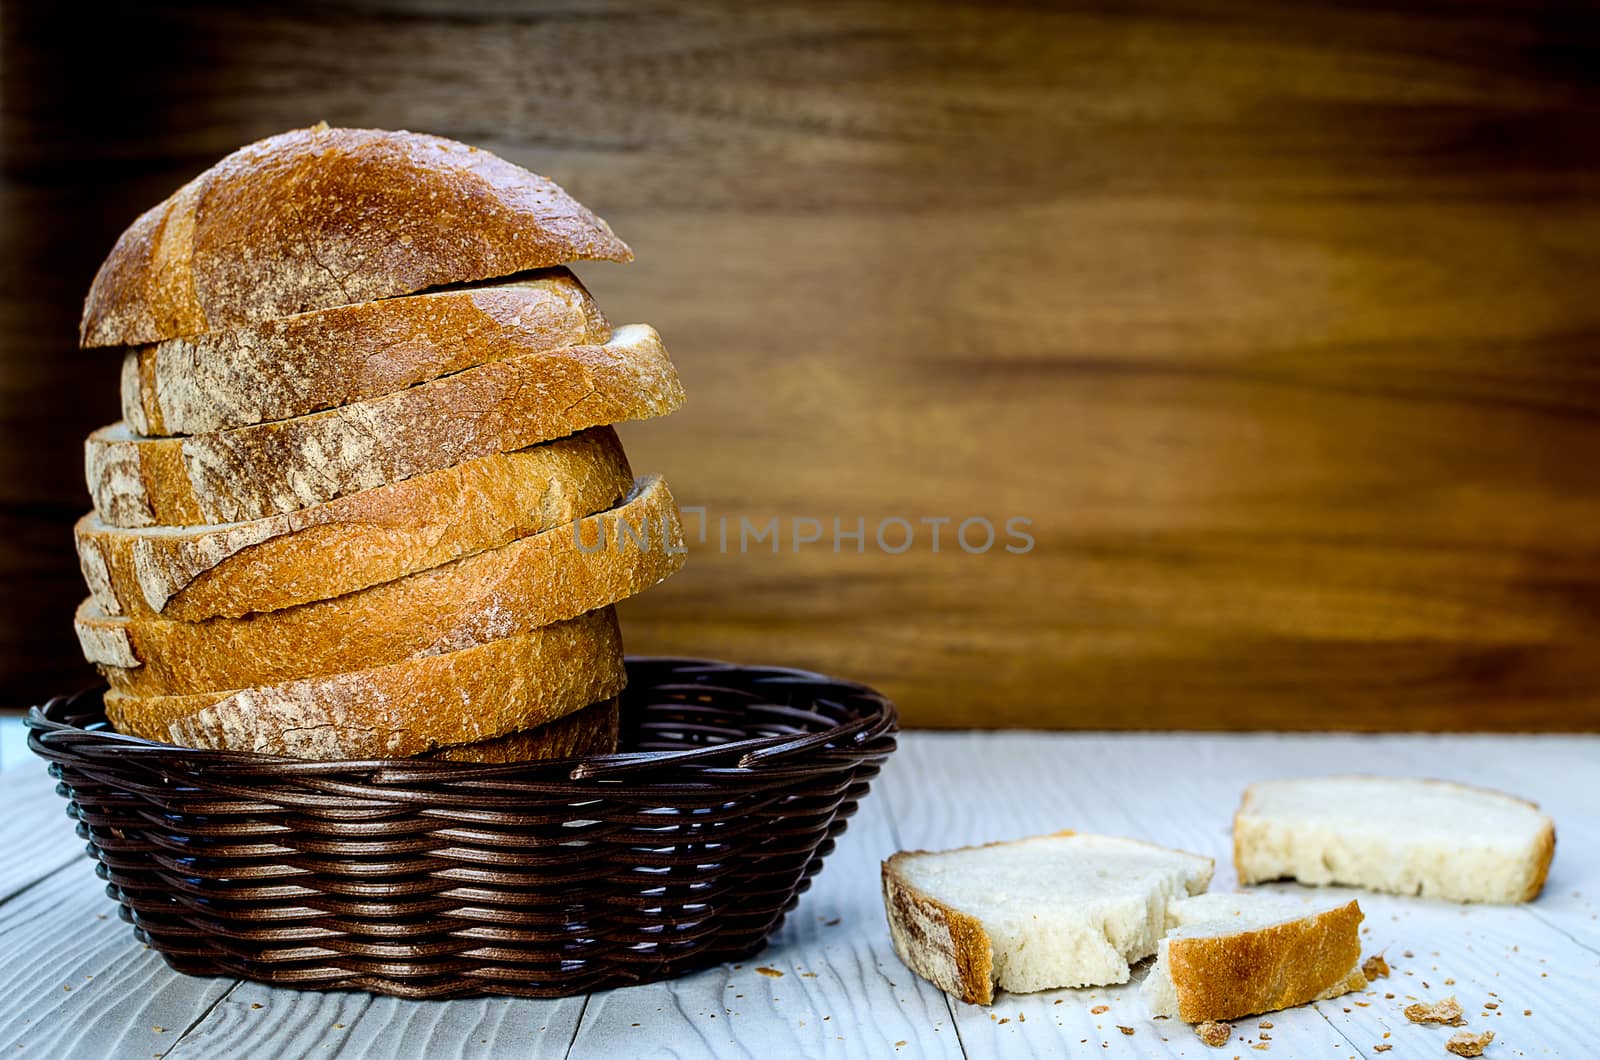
3,1,1598,728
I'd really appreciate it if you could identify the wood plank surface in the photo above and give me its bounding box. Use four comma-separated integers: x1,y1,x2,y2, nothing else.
2,731,1596,1057
4,2,1600,727
0,763,88,899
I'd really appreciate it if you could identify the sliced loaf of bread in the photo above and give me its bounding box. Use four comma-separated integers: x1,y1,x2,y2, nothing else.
105,607,625,759
75,427,631,620
77,475,683,696
1140,893,1367,1022
86,323,683,527
122,270,609,435
81,125,631,347
1233,776,1556,903
425,697,620,764
882,832,1213,1004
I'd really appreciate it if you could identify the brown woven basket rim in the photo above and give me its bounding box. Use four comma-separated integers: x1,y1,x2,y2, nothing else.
26,655,899,784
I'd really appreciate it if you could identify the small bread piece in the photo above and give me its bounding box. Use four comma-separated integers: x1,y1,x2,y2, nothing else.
1405,996,1465,1024
1140,893,1367,1022
1233,777,1556,903
1446,1029,1495,1057
425,697,620,763
122,270,609,435
105,608,624,759
882,832,1213,1005
77,475,683,695
81,124,631,348
87,323,682,527
75,427,630,619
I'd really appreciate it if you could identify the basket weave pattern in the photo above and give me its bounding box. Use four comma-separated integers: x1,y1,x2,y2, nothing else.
26,657,897,999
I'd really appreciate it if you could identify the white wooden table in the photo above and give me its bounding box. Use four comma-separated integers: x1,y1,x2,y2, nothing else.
2,729,1596,1058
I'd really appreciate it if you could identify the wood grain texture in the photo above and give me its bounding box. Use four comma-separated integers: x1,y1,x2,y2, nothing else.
2,732,1597,1056
4,1,1600,727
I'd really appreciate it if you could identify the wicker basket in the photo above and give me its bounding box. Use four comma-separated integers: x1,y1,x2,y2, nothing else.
25,656,897,999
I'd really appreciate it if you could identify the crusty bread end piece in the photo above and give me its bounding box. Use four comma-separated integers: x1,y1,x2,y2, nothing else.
1233,776,1556,903
81,124,631,347
75,427,631,620
1140,893,1367,1022
105,607,624,759
78,474,684,696
882,832,1214,1005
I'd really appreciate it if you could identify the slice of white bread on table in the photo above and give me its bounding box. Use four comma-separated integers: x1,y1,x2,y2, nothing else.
105,607,624,759
77,475,683,696
1140,893,1367,1022
425,697,620,764
122,270,610,435
882,832,1213,1005
1233,776,1556,903
80,124,631,348
86,323,683,527
75,427,631,620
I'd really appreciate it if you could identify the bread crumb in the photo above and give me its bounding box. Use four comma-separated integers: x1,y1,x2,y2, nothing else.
1196,1020,1231,1047
1117,1026,1135,1036
1405,996,1464,1024
1259,1022,1273,1029
1363,955,1391,979
1523,1009,1531,1016
1091,1005,1109,1014
756,967,783,978
1483,1002,1498,1010
1374,1047,1392,1054
1446,1029,1494,1057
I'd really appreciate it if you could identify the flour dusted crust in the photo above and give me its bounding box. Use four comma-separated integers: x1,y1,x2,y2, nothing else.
1162,900,1368,1023
80,125,632,347
426,697,620,763
104,608,626,759
86,324,683,527
74,427,631,620
121,271,611,434
77,476,684,696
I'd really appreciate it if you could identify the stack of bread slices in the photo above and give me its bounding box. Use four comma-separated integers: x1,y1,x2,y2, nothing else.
70,124,687,762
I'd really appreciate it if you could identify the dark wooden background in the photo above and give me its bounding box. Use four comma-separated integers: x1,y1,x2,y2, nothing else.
4,1,1599,729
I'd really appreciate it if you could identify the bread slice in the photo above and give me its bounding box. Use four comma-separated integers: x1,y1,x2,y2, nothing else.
882,832,1214,1005
122,270,610,435
1233,776,1557,903
1140,893,1367,1022
105,607,624,759
75,427,631,620
425,697,620,764
86,323,682,527
77,475,683,696
80,124,632,348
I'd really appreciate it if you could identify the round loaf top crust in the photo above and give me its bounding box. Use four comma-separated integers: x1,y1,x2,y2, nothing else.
80,124,633,347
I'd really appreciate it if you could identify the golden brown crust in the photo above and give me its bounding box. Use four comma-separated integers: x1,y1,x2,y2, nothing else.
74,428,631,620
421,697,619,762
78,476,684,696
881,854,995,1005
104,608,625,759
122,271,610,435
86,324,682,528
1522,818,1557,901
1165,900,1367,1023
81,125,632,347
